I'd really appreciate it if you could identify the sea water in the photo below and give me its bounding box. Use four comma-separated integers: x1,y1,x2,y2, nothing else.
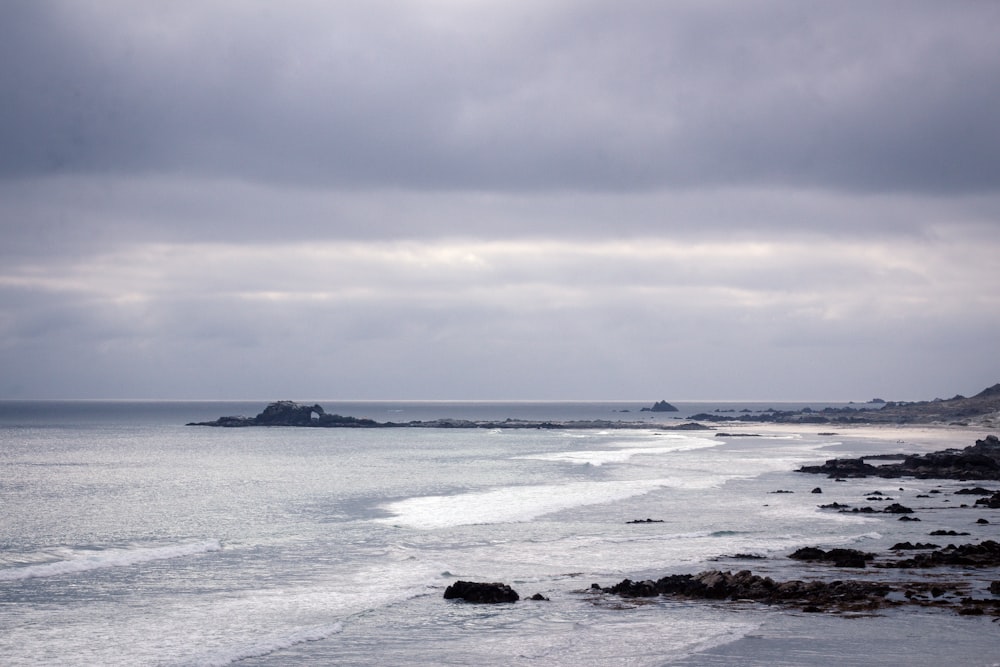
1,401,998,666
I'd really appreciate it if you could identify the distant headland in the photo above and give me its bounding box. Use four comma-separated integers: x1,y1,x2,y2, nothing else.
688,383,1000,426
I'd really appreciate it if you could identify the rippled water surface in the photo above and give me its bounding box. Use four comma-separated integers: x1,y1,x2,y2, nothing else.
1,401,997,665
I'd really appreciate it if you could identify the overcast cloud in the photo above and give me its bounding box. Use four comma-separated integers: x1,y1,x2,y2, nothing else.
1,1,998,401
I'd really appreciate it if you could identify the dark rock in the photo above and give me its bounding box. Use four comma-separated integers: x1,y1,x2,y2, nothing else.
255,400,326,425
990,581,1000,595
886,540,1000,568
898,516,921,521
626,518,664,524
528,593,550,601
811,487,823,494
443,581,519,603
974,492,1000,508
884,503,914,514
601,569,891,610
797,458,880,478
825,549,873,568
189,400,380,428
641,400,679,412
890,542,940,550
929,530,970,536
796,434,1000,481
956,487,994,495
819,502,850,509
789,547,873,568
789,547,828,561
977,518,990,525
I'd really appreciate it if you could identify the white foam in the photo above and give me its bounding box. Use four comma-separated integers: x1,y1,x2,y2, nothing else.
0,539,222,581
376,478,723,529
515,439,719,466
191,623,344,667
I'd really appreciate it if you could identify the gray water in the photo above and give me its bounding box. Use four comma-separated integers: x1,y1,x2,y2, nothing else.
1,402,997,665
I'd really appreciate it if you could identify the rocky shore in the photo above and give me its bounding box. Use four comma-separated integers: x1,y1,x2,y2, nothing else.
447,432,1000,619
588,433,1000,617
796,435,1000,480
594,558,1000,616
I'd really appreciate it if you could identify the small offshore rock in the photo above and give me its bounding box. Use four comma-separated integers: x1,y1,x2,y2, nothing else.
884,503,914,514
641,400,679,412
443,581,519,603
788,547,873,568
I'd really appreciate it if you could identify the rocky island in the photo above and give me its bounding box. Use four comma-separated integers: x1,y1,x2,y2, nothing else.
641,400,679,412
187,400,708,431
189,383,1000,430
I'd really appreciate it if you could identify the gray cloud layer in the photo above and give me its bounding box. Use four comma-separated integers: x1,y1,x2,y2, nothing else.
1,1,998,400
4,1,1000,193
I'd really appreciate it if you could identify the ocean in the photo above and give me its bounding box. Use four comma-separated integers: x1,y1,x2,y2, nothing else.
1,401,997,666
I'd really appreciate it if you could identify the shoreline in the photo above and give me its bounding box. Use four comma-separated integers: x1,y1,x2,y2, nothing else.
588,429,1000,621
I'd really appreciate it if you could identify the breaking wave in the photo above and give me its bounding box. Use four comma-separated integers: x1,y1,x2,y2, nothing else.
0,539,222,581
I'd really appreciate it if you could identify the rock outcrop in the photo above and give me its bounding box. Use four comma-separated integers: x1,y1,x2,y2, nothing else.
597,539,1000,615
443,581,519,603
882,540,1000,568
788,547,874,568
598,569,891,611
188,401,380,427
797,435,1000,480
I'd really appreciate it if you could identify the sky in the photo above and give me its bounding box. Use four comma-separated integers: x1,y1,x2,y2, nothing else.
1,1,999,401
